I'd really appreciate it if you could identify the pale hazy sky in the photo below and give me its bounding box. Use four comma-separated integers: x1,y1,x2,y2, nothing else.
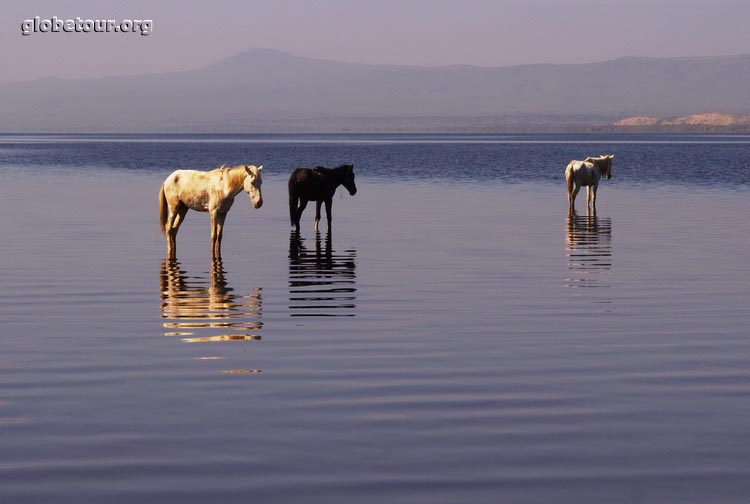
2,0,749,82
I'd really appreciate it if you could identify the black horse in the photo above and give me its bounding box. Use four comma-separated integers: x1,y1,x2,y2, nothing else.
288,164,357,232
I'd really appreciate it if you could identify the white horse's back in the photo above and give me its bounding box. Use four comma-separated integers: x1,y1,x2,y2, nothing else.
164,169,217,212
565,160,596,187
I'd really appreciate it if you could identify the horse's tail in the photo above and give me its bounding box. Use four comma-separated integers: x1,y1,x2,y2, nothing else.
564,161,572,179
159,182,168,235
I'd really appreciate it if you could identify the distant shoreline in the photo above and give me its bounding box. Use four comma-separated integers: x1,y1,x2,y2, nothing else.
3,129,750,135
3,125,750,135
3,113,750,135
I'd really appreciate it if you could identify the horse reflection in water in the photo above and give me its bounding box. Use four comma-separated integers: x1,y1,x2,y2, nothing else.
159,259,262,342
565,209,613,290
288,231,357,317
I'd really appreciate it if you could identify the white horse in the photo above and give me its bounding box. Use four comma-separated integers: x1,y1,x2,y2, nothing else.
565,154,613,210
159,164,263,259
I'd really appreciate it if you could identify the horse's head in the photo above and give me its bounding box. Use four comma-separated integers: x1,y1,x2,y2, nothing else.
340,164,357,196
243,165,264,209
600,154,614,179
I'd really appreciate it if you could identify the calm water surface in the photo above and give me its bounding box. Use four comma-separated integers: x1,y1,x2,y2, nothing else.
1,134,749,503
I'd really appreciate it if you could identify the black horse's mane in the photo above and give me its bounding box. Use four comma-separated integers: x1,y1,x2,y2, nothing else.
314,164,352,170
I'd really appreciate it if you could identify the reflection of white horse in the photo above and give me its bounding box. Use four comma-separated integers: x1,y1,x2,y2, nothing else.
159,258,263,339
565,155,613,210
159,164,263,259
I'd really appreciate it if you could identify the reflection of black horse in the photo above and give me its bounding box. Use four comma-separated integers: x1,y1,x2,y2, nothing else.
288,231,357,317
288,164,357,232
565,209,613,289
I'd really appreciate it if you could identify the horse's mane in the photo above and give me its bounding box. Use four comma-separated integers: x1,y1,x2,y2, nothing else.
584,156,611,168
313,164,352,173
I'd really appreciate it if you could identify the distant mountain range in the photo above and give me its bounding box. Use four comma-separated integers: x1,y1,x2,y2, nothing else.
1,49,750,132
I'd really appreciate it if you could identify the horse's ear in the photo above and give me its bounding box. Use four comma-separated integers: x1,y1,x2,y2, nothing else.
257,165,263,172
609,154,614,159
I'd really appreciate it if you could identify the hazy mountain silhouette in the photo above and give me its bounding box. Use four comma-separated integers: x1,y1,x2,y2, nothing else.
2,49,749,132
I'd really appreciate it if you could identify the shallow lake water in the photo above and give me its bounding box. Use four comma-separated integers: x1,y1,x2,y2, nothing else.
1,134,749,503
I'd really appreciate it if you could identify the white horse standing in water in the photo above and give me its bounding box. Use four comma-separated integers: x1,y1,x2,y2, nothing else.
159,164,263,259
565,154,613,211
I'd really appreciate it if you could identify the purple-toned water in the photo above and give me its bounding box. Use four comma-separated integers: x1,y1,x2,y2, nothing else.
1,134,749,503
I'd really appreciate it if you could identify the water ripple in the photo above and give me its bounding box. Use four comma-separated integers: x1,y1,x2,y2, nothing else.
159,259,263,371
288,231,357,317
565,209,613,291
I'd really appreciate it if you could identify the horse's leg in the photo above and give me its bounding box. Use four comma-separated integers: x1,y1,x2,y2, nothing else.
591,183,599,211
214,212,227,259
570,183,580,211
566,169,575,208
172,204,188,232
295,199,308,232
164,211,174,258
289,192,299,228
165,204,183,259
170,204,189,259
209,211,218,259
315,201,322,233
586,186,591,208
325,198,333,231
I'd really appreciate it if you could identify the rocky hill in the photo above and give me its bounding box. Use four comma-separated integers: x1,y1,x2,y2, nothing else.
614,113,750,131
